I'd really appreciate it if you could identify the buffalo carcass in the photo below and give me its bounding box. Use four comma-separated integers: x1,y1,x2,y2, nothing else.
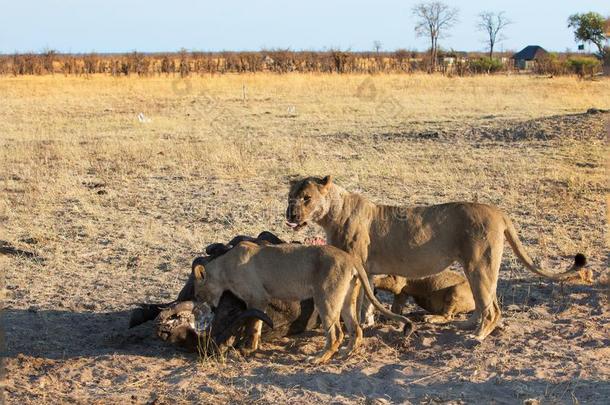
129,231,317,352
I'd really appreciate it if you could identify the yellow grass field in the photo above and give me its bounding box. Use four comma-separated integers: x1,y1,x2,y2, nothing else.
1,73,609,403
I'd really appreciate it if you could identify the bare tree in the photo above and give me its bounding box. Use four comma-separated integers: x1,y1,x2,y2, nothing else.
477,11,511,59
373,40,383,54
412,1,459,72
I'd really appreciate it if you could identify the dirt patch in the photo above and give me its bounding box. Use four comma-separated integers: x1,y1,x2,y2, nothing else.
372,110,609,142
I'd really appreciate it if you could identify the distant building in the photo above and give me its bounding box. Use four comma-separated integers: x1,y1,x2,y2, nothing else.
441,51,468,65
512,45,548,70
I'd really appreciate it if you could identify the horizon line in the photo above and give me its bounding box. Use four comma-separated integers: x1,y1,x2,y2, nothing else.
0,45,593,56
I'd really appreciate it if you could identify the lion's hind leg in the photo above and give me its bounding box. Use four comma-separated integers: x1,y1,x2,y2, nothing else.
358,274,377,328
311,321,343,365
478,297,501,339
462,240,503,341
310,294,345,364
340,278,363,358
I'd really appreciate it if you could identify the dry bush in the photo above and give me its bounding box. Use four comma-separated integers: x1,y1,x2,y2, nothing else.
6,50,603,77
60,55,79,76
534,54,569,76
178,49,190,77
0,55,9,75
41,49,56,74
83,53,99,75
11,53,41,75
0,50,520,76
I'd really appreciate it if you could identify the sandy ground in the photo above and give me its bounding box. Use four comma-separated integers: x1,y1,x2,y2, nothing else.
1,75,609,404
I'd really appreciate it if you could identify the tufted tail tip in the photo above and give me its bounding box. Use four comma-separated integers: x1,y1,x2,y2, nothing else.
402,321,415,339
574,253,587,268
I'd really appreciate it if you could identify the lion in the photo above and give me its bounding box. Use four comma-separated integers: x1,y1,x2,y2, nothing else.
192,241,413,364
129,231,304,330
286,175,586,340
375,271,475,322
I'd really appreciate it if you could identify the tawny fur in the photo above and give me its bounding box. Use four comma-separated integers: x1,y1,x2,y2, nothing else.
286,176,586,340
192,241,413,364
374,271,475,322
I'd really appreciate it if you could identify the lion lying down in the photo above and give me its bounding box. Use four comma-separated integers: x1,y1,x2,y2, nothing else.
375,272,475,322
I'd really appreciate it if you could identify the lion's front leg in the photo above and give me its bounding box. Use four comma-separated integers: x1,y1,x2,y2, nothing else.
239,298,268,356
391,290,409,314
240,319,263,356
423,314,454,324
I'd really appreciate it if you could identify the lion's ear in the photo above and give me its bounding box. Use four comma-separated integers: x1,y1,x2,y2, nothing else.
320,175,333,193
193,264,206,281
287,174,301,187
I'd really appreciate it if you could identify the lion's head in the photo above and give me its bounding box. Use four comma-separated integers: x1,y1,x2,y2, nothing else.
193,264,224,309
286,175,333,231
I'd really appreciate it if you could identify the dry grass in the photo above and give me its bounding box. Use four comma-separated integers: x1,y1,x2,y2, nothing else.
1,73,609,403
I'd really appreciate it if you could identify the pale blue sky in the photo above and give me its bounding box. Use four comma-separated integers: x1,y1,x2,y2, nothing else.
0,0,607,54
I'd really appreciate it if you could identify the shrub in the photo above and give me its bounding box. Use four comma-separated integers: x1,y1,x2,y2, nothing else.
566,56,602,78
1,49,605,77
42,49,56,74
160,56,175,74
468,57,503,74
83,53,99,75
178,48,190,77
534,53,568,76
330,50,351,73
602,46,610,71
0,56,8,75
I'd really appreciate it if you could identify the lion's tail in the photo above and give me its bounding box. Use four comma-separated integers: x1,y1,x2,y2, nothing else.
503,214,586,280
353,262,415,337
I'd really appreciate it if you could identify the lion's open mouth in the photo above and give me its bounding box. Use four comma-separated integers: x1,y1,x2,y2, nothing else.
285,221,307,231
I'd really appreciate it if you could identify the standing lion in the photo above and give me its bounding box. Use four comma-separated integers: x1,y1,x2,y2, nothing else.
286,176,586,340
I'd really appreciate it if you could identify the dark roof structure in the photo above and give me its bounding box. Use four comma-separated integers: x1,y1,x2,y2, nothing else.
512,45,548,60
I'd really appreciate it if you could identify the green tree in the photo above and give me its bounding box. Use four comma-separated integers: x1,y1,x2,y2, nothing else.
567,12,607,58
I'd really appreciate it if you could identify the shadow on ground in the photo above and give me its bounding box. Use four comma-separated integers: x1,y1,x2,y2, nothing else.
1,308,186,360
